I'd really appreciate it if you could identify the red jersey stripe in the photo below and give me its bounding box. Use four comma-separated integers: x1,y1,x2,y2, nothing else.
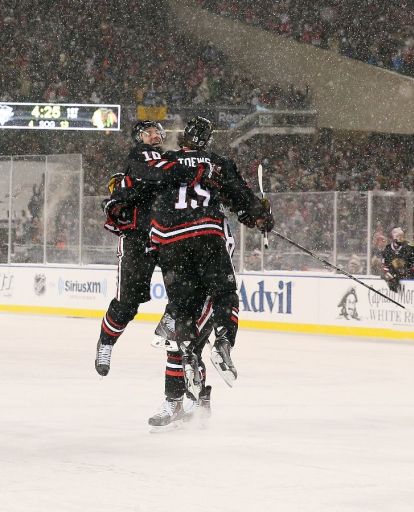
165,370,184,377
151,229,224,245
151,217,222,231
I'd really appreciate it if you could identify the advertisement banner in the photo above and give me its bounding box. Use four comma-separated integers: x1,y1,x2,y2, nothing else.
1,265,414,340
0,265,167,314
161,106,252,129
237,274,318,323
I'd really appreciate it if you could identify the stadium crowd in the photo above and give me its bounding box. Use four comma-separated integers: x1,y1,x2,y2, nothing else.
232,132,414,194
2,0,414,196
0,0,308,109
201,0,414,78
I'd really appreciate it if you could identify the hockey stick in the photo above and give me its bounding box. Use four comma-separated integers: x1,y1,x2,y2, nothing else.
257,164,269,249
271,229,406,310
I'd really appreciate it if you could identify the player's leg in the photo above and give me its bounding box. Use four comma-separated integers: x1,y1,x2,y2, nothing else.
148,349,186,429
95,234,156,376
151,302,181,351
158,241,204,399
150,295,213,425
209,289,239,385
197,236,239,385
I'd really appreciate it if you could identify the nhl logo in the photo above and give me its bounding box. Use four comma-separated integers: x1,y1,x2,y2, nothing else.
0,105,14,126
34,273,46,296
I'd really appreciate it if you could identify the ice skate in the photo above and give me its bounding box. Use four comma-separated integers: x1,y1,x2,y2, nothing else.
148,398,184,432
180,347,202,401
210,330,237,387
151,313,180,352
95,340,113,376
183,385,212,425
199,385,212,419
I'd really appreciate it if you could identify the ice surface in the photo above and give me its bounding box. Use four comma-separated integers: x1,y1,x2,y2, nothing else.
2,313,414,512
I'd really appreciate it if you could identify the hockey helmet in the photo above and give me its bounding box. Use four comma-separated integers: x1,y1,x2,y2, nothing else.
182,116,213,149
131,120,166,143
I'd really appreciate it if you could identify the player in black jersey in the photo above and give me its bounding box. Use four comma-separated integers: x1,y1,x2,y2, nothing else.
95,120,215,377
146,117,274,429
381,227,414,292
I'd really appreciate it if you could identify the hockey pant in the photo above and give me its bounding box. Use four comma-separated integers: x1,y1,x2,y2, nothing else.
99,233,156,346
158,235,239,349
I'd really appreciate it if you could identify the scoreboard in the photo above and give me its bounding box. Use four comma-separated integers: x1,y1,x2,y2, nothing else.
0,102,121,131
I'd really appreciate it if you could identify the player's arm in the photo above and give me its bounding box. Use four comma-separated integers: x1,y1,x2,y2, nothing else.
103,156,200,222
381,248,401,292
101,172,145,233
403,244,414,278
213,154,274,233
127,156,215,187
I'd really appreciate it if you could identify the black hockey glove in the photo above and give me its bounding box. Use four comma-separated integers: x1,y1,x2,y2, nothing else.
383,271,401,293
237,210,256,229
238,198,274,233
101,198,133,225
256,198,274,234
191,162,222,190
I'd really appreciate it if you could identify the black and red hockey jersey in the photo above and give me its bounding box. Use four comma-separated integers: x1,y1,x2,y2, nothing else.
382,241,414,279
148,147,261,246
104,143,207,238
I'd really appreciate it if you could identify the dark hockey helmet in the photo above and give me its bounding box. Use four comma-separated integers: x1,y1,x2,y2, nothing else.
131,120,166,143
182,116,213,149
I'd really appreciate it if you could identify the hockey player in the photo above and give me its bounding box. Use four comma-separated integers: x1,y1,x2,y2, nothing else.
147,116,274,429
95,120,217,376
381,227,414,292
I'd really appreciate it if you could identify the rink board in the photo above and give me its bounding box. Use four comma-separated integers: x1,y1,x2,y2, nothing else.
0,264,413,341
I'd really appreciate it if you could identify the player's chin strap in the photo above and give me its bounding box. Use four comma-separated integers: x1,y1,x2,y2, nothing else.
270,229,407,310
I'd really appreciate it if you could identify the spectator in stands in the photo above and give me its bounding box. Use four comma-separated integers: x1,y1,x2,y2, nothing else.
381,227,414,292
347,254,364,275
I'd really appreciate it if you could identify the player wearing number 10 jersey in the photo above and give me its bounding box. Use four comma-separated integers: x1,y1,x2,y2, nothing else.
94,120,214,378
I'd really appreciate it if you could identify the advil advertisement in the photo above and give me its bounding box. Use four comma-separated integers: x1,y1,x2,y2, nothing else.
236,273,319,325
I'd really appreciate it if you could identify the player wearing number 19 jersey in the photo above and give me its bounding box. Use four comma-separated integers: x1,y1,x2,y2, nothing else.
147,117,272,412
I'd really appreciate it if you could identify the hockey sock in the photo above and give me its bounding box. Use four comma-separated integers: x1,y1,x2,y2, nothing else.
164,352,186,399
164,352,206,399
212,292,239,346
99,313,128,345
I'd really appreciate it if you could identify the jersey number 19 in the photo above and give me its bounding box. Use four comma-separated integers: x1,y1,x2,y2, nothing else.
175,184,211,209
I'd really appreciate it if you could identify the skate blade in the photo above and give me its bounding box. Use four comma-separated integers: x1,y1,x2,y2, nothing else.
151,335,179,352
210,350,237,387
149,419,184,434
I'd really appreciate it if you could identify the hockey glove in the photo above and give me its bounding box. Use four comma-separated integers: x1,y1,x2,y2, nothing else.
192,162,222,190
387,278,401,293
255,198,274,234
384,271,401,293
102,198,133,225
237,210,256,229
238,198,274,233
107,173,125,194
